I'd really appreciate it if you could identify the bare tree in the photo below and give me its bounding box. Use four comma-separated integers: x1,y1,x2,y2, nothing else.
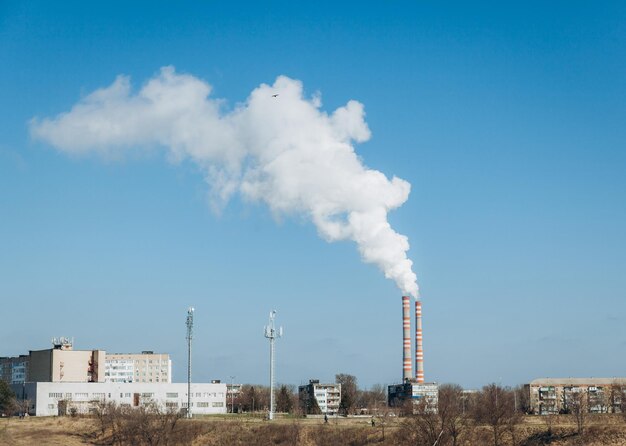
438,383,471,446
395,399,441,446
238,385,270,413
275,385,294,413
607,381,623,414
335,373,357,416
472,384,516,446
567,389,588,435
92,401,202,446
357,383,386,414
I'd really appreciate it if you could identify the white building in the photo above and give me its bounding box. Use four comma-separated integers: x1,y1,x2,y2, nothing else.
11,382,227,417
299,380,341,415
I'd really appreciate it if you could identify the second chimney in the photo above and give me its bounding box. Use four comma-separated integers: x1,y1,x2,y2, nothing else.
402,295,412,382
415,300,424,383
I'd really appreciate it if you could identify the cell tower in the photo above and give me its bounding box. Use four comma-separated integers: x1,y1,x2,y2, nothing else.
264,310,283,420
186,306,194,419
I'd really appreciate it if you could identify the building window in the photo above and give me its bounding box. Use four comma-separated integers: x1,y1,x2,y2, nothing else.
212,402,224,407
166,393,178,398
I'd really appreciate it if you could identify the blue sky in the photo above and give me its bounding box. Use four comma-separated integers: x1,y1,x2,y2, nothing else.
1,1,625,389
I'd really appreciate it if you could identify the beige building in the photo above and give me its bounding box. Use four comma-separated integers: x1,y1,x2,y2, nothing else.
526,378,626,415
104,351,171,383
29,346,106,383
1,339,171,385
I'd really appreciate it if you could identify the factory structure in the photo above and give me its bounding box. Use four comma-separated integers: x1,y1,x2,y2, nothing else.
388,296,439,411
1,338,226,416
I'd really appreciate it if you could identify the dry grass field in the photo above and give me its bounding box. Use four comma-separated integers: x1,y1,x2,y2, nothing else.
2,414,626,445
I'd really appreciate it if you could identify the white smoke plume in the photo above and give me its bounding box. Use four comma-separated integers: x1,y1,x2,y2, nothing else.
30,66,419,297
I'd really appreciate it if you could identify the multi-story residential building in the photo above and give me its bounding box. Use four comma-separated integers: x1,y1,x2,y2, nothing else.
525,378,626,415
9,381,227,416
2,338,106,384
104,352,171,383
299,379,341,415
0,355,29,384
1,340,172,385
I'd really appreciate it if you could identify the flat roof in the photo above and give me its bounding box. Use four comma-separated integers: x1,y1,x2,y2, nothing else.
529,378,626,386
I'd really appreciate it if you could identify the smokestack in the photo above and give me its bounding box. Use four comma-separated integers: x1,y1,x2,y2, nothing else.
402,296,412,382
415,300,424,383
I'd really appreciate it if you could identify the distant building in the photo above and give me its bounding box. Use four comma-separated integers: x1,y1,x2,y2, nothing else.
104,351,172,383
30,346,106,383
1,339,171,385
525,378,626,415
225,382,242,412
299,379,341,415
9,381,227,416
388,381,439,413
0,355,29,384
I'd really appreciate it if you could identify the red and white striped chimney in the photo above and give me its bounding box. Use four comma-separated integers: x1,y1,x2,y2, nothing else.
415,300,424,383
402,295,412,382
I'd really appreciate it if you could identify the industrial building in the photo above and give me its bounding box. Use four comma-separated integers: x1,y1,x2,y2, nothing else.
9,381,227,416
299,379,342,415
1,338,170,384
525,378,626,415
387,296,439,412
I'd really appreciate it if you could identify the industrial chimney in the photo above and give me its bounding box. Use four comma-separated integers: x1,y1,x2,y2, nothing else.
402,296,412,382
415,300,424,383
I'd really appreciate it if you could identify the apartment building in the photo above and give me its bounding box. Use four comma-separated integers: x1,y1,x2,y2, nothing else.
104,351,172,383
0,355,29,384
1,340,171,385
526,378,626,415
299,379,341,415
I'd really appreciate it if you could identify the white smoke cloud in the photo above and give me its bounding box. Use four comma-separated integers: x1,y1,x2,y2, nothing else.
30,66,419,297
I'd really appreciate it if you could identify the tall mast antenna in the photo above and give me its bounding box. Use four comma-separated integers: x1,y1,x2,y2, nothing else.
264,310,283,420
186,306,194,419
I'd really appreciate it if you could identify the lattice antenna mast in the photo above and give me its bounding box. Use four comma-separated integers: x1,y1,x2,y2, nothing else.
186,306,194,419
264,310,283,420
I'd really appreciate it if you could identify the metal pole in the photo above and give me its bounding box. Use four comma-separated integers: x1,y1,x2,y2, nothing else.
230,375,235,414
270,335,275,419
186,307,194,419
264,310,282,421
